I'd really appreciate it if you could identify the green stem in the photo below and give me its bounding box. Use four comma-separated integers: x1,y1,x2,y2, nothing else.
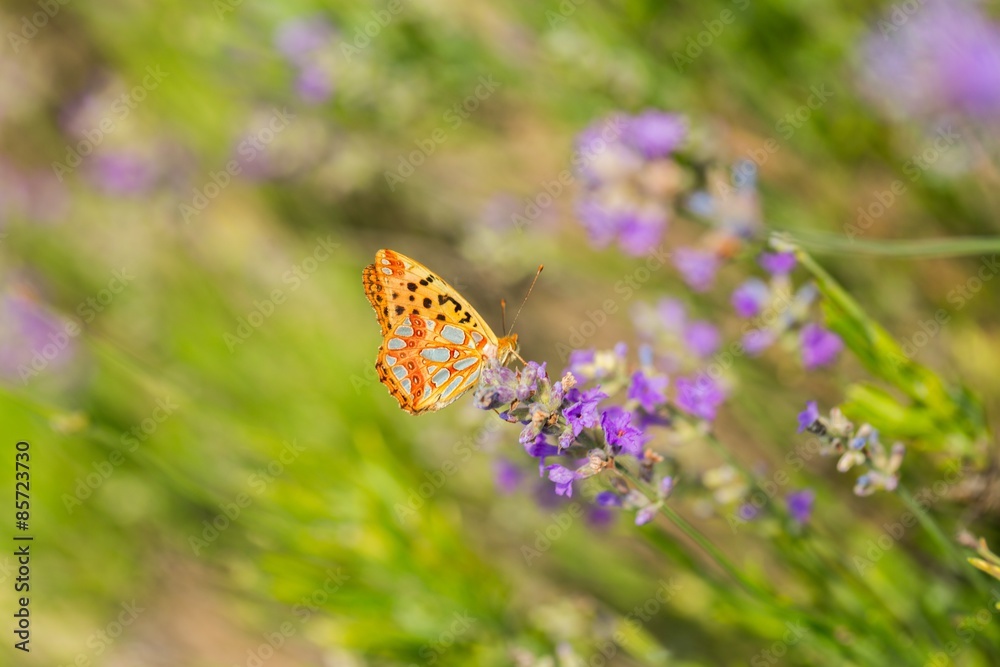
772,230,1000,258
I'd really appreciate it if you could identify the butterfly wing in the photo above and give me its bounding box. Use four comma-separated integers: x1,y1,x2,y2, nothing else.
375,315,490,414
363,248,499,342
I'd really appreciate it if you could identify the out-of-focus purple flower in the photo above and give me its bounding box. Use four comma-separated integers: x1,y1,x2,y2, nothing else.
495,460,522,494
575,199,618,248
684,321,720,358
545,464,580,497
88,152,156,195
274,16,336,65
600,406,646,457
474,361,518,409
674,247,719,292
859,0,1000,119
758,251,796,276
295,63,334,104
635,505,658,526
573,115,640,187
587,506,616,529
786,489,815,525
800,323,843,369
617,207,667,256
0,290,77,381
657,298,686,333
675,374,725,421
741,329,776,356
625,110,687,159
627,370,668,413
595,491,622,507
566,349,595,378
659,476,675,498
737,503,759,521
732,279,770,317
797,401,820,433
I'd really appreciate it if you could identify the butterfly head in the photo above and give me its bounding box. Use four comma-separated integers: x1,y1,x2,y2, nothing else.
497,334,519,365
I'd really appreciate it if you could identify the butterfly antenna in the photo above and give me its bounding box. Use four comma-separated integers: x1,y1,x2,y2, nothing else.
506,264,544,336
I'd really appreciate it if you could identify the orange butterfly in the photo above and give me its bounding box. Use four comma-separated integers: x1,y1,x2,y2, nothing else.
363,249,519,414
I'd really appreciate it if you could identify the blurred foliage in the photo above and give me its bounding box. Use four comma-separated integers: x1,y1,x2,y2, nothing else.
1,0,999,666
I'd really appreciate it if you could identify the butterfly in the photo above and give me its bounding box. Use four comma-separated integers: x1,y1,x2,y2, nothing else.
363,248,519,414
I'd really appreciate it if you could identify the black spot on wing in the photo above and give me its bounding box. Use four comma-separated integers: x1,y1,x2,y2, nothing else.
437,293,463,312
423,297,432,308
394,305,405,316
458,311,472,324
407,282,417,291
436,314,446,321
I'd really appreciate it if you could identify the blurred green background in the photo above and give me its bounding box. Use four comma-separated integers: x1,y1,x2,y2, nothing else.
2,0,1000,665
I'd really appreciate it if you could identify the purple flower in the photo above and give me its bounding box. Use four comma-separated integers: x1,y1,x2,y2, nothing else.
562,386,607,447
566,349,595,378
587,506,616,529
573,115,640,187
758,251,796,276
732,279,770,317
797,401,820,433
474,362,518,409
575,198,618,247
659,476,675,498
616,207,668,256
737,503,759,521
517,361,547,401
494,460,522,494
786,489,816,525
675,374,725,421
741,329,775,356
683,321,720,358
625,110,687,159
595,491,622,507
635,505,658,526
274,16,335,65
800,324,843,370
859,0,1000,119
600,406,646,457
627,370,668,413
295,64,334,104
0,291,77,381
88,152,156,195
545,464,580,497
658,298,686,332
674,248,719,292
